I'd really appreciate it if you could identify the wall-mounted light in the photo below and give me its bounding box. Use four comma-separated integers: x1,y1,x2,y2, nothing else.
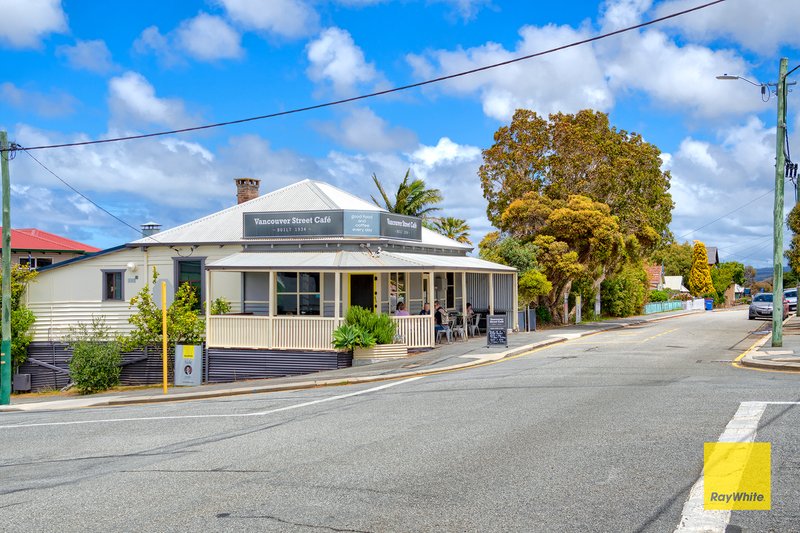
126,262,137,272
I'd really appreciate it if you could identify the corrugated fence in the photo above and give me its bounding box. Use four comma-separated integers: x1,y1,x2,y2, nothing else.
18,342,353,392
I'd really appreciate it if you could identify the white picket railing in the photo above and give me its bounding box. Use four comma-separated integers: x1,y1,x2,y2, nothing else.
391,315,435,349
272,317,343,351
208,316,343,350
208,314,438,350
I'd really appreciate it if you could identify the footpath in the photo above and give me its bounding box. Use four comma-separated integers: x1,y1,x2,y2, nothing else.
1,309,704,413
739,314,800,371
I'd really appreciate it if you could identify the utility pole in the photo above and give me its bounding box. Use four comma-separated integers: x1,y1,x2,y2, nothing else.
1,131,11,404
772,58,788,347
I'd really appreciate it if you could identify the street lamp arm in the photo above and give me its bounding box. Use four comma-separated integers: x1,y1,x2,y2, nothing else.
716,74,763,87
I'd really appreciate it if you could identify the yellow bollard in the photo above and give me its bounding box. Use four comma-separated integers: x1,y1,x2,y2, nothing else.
162,281,168,395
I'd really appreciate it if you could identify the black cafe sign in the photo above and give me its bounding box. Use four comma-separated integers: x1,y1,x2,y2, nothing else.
243,210,422,241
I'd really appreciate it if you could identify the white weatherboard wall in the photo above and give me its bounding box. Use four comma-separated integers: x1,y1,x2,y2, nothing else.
25,245,242,342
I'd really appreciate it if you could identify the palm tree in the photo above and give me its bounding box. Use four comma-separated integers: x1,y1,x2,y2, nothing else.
371,170,443,218
430,217,472,244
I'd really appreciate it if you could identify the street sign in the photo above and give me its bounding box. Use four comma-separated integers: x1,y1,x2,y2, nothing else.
486,314,508,348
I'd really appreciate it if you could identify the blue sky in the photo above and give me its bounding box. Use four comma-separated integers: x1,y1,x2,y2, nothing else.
1,0,800,267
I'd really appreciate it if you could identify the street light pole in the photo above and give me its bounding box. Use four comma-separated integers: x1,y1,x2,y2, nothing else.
771,58,788,347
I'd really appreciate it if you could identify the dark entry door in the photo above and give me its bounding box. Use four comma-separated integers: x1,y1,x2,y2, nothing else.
350,274,374,311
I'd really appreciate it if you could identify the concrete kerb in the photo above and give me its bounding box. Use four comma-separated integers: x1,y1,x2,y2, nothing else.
0,309,703,413
736,315,800,372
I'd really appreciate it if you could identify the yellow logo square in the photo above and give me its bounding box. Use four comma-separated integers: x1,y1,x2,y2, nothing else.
182,345,195,359
704,442,771,510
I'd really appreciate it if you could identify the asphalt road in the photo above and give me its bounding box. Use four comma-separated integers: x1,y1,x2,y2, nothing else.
1,310,797,532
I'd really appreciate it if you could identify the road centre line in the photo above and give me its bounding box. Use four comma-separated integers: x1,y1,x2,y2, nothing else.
0,376,425,430
641,328,677,343
674,401,800,532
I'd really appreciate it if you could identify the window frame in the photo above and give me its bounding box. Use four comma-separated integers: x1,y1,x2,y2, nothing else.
275,271,322,316
101,269,126,301
173,257,206,310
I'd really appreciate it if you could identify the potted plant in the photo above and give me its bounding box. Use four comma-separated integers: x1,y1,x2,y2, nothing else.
331,306,406,365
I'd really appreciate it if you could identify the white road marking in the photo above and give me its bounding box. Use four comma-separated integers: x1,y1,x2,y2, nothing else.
0,376,425,430
674,401,800,532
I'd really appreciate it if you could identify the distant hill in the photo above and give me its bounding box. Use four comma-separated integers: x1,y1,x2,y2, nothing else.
755,266,790,282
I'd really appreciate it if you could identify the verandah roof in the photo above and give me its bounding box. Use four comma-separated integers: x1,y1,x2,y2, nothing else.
206,250,516,273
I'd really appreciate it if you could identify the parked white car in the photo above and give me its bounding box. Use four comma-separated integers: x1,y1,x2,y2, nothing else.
785,288,797,312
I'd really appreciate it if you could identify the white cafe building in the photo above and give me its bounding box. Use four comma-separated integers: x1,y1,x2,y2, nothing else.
25,178,517,383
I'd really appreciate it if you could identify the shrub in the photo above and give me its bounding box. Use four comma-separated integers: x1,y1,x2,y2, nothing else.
210,297,231,315
601,262,648,317
649,289,669,302
332,324,376,351
536,306,552,324
0,265,38,372
125,267,204,352
66,317,122,395
343,306,396,345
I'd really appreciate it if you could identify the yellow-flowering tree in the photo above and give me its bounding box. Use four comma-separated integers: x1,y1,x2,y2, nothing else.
688,241,716,297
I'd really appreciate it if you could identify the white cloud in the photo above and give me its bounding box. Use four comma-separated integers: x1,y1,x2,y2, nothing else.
430,0,492,21
410,137,489,245
175,13,243,61
0,0,66,48
108,72,195,129
0,82,77,117
317,108,417,152
655,0,800,55
601,29,766,119
11,120,491,252
134,14,242,64
219,0,319,39
408,23,613,121
57,39,116,74
307,27,380,96
134,26,182,66
663,116,787,267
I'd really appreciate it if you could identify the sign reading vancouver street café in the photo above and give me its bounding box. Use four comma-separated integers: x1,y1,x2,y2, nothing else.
243,210,422,241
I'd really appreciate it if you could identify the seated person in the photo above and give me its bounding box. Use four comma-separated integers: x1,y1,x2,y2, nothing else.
466,302,475,318
434,301,450,335
395,301,410,316
419,302,431,315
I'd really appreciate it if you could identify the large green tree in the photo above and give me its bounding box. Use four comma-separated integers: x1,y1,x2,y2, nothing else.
371,170,443,218
499,193,627,320
479,109,673,255
650,241,694,281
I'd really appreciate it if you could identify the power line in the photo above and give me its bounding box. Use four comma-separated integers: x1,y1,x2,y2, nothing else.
22,150,151,239
3,0,727,154
675,187,774,241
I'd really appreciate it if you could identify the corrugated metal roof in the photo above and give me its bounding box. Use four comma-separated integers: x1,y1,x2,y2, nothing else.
207,250,515,272
129,178,471,251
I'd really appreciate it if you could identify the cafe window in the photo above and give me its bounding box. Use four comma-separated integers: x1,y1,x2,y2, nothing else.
277,272,321,316
389,272,406,312
102,270,124,301
174,258,205,311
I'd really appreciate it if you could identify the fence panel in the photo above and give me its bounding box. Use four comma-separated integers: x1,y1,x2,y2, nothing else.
392,315,434,348
643,301,683,314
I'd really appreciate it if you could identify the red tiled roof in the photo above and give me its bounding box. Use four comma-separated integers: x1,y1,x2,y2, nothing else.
0,227,100,253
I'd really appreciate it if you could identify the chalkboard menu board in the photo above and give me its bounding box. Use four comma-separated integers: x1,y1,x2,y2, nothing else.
486,314,508,347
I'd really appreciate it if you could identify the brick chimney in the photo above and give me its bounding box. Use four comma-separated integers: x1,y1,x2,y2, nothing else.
235,178,261,204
